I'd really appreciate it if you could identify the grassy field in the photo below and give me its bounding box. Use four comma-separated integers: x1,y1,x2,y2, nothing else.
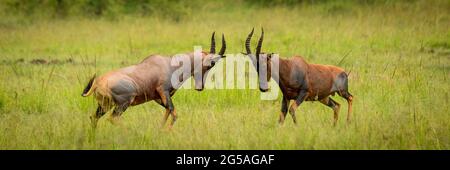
0,0,449,149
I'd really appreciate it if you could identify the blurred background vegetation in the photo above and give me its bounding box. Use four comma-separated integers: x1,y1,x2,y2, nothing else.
0,0,444,22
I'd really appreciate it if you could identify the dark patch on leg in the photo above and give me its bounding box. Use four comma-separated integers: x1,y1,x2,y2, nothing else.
109,81,135,124
90,105,107,129
110,79,137,104
169,109,177,130
164,91,176,129
108,101,130,126
112,102,129,117
279,96,289,124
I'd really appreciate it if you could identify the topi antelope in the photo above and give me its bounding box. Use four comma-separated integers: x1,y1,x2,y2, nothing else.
245,28,353,126
82,32,226,129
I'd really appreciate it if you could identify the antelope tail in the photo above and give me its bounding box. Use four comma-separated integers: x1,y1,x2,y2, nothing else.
82,74,96,97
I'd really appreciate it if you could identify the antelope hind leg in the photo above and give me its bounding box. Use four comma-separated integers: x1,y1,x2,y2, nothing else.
319,97,340,126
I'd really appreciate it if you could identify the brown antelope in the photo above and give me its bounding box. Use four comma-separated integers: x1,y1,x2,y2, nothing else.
245,28,353,126
82,32,226,129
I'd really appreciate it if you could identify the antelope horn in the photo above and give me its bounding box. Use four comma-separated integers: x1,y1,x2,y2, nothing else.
245,28,254,55
218,33,226,57
210,32,216,54
255,27,264,59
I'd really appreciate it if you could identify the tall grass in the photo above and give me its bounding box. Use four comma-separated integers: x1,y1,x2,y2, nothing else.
0,0,448,149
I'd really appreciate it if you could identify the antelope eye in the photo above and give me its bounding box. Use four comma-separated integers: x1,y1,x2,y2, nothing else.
211,61,216,66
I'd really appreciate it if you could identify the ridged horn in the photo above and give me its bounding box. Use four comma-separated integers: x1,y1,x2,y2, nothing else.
218,34,226,56
210,32,216,54
255,27,264,59
245,28,254,55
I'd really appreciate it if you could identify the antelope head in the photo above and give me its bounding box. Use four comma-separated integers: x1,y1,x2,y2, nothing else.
245,28,272,92
194,32,226,91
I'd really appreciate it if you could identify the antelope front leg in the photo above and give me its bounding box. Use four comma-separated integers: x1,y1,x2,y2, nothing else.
90,105,107,129
108,102,130,127
279,96,289,124
161,108,170,127
155,99,170,127
289,90,309,125
157,88,177,129
169,108,177,130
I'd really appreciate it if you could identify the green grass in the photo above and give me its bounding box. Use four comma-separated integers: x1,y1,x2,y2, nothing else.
0,0,449,149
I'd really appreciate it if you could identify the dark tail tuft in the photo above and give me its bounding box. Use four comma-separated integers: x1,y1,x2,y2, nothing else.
82,74,96,97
